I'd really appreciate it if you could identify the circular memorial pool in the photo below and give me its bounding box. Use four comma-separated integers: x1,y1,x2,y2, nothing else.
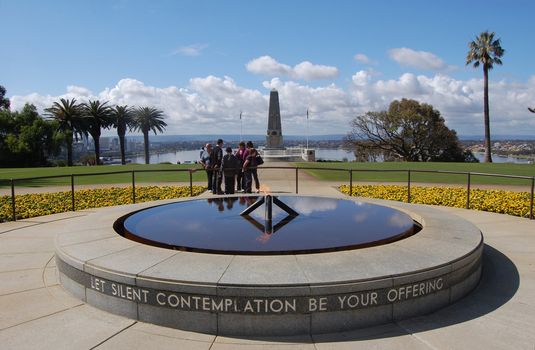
116,195,420,254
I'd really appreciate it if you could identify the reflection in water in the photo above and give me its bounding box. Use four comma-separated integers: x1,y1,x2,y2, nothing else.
121,196,418,254
239,196,299,244
246,196,339,221
388,212,412,228
353,212,370,224
284,197,338,215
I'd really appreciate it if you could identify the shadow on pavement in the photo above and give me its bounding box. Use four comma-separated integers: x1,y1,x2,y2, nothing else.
312,243,519,342
235,243,519,343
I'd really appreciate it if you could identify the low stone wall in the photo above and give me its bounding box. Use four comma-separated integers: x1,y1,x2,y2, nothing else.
55,196,483,336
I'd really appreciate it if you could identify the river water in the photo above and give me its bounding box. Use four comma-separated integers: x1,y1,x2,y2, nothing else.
131,149,531,164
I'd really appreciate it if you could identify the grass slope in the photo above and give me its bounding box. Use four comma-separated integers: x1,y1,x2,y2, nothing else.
296,162,535,185
0,164,206,187
1,162,534,188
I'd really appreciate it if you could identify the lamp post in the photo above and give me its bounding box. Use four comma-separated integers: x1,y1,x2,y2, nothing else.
240,111,243,142
306,109,309,151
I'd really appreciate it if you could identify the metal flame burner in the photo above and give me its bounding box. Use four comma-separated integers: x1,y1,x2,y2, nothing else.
118,195,420,255
240,195,299,235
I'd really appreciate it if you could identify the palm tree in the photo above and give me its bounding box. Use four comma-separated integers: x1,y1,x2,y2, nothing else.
44,98,83,166
133,107,167,164
466,31,505,163
111,105,135,165
82,100,114,165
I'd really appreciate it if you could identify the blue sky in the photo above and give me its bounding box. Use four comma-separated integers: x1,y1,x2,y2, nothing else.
2,0,535,136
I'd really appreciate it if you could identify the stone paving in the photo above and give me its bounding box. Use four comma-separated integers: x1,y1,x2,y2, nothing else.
0,171,534,349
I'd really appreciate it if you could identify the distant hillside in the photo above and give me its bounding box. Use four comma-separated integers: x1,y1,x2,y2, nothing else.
115,134,535,143
459,135,535,141
124,134,346,143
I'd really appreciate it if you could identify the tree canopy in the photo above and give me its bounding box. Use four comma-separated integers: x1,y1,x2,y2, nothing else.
0,104,62,167
466,31,505,163
82,100,114,164
112,105,135,165
44,98,84,166
133,106,167,164
345,99,475,162
0,85,10,110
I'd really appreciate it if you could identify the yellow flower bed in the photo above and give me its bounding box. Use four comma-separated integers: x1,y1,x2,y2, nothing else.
0,185,206,222
339,184,532,218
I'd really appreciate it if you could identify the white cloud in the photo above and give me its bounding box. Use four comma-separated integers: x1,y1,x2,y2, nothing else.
246,55,339,81
293,61,339,80
172,43,208,56
245,56,292,77
352,69,378,87
389,48,455,71
350,70,535,134
9,72,535,136
354,53,373,65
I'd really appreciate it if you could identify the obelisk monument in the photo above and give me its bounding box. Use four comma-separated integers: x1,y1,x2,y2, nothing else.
266,89,285,149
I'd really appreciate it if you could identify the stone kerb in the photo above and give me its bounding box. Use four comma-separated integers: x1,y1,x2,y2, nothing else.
55,196,483,336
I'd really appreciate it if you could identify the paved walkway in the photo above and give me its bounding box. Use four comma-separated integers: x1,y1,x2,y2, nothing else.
0,170,534,349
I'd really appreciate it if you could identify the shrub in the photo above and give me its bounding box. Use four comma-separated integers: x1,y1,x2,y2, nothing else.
339,184,532,218
0,185,206,221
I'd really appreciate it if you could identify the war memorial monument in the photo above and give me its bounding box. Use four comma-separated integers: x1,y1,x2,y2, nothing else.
261,89,315,162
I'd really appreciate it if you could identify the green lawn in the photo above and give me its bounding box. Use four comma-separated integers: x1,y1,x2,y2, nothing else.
0,163,207,187
296,162,535,186
1,162,534,188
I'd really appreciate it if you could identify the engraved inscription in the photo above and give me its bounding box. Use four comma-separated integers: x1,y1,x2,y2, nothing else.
84,272,446,314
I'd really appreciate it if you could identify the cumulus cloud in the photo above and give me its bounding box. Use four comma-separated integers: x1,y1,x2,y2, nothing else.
172,43,208,56
389,48,455,71
354,53,373,65
245,56,292,76
349,70,535,134
9,72,535,136
246,55,339,81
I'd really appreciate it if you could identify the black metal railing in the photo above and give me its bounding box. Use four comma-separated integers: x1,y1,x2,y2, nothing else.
4,166,535,221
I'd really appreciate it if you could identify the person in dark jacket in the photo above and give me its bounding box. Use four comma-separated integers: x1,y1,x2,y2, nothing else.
242,148,258,193
211,139,224,194
235,141,247,192
221,146,240,194
246,141,260,192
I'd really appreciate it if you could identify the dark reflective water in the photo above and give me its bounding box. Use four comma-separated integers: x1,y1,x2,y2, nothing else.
120,196,417,254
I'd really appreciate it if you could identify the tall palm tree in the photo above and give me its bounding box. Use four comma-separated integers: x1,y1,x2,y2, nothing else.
133,107,167,164
44,98,83,166
466,31,505,163
82,100,114,165
111,105,134,165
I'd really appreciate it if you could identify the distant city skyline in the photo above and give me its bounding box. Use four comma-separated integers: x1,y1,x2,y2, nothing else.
2,0,535,136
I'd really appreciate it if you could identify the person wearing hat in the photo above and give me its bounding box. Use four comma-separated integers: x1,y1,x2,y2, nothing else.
221,146,240,194
211,138,224,194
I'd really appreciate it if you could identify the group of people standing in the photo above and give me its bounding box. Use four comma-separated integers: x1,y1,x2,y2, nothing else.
199,139,262,195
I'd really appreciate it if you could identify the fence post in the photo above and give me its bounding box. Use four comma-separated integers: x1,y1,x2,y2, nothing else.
131,171,136,204
189,170,193,196
407,170,411,203
70,174,75,211
466,172,471,209
349,170,353,197
295,168,299,194
10,179,16,221
530,177,534,220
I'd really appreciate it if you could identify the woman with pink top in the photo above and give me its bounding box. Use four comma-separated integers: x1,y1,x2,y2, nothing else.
235,141,248,192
